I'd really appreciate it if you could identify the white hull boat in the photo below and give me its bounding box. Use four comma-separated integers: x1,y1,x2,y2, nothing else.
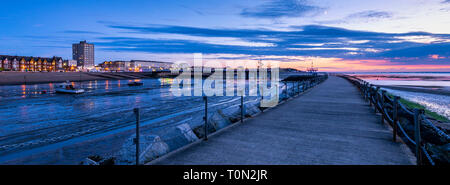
55,88,85,94
55,82,85,94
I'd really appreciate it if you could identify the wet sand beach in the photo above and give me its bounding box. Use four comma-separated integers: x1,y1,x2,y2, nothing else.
351,73,450,96
380,85,450,96
0,72,158,85
0,72,106,85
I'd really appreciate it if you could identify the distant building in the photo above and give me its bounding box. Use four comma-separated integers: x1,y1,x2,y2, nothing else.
130,60,173,72
0,55,63,72
72,40,94,69
62,59,78,71
98,60,173,72
98,60,130,72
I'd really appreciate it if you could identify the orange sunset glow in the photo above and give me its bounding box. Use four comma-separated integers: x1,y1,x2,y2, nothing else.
280,58,450,72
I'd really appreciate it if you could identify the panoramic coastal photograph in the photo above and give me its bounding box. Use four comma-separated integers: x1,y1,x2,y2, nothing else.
0,0,449,182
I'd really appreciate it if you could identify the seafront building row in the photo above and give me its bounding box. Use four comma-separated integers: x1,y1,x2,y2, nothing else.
0,40,94,72
0,55,70,72
98,60,173,72
1,55,173,72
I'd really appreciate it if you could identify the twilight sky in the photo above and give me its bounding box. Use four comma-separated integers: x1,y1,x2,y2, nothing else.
1,0,450,72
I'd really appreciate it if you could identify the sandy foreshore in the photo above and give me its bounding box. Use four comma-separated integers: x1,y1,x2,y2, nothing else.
0,72,106,85
350,74,450,96
0,72,157,85
380,85,450,96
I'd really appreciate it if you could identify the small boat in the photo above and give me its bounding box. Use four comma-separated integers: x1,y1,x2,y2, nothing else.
127,81,144,86
55,82,85,94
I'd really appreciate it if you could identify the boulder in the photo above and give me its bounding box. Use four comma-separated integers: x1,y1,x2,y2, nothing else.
245,101,262,117
192,122,216,139
160,123,199,151
209,110,233,130
427,143,450,165
116,134,169,165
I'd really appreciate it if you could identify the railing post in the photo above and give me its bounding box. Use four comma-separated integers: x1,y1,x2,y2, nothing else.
203,96,208,141
133,108,140,165
381,90,386,125
283,81,287,100
292,81,295,96
302,81,306,92
369,85,373,107
363,82,368,101
366,83,369,100
240,94,244,123
414,109,423,165
393,96,399,142
261,87,264,112
375,87,380,113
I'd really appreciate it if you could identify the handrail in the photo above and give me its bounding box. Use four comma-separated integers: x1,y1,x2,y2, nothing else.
131,74,328,165
340,75,449,165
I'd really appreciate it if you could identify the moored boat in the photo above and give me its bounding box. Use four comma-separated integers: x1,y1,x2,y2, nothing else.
127,81,144,86
55,82,85,94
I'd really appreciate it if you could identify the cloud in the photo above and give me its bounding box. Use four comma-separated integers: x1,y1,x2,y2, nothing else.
179,5,204,15
317,10,393,24
62,30,104,35
240,0,323,19
442,0,450,3
375,42,450,58
347,10,392,19
97,22,450,63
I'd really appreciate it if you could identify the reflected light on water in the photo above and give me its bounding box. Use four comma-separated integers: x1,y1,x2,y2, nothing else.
134,96,142,104
159,78,173,86
48,83,54,92
21,85,26,98
105,80,109,90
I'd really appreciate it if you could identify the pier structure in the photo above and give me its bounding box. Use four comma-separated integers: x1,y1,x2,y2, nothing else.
150,76,415,165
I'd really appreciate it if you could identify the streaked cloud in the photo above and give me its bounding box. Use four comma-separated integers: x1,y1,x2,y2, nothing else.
393,35,450,44
240,0,323,19
347,10,392,19
96,23,450,65
317,10,393,24
62,30,104,35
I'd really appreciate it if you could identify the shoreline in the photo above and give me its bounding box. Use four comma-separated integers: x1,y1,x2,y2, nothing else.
380,85,450,96
0,72,170,86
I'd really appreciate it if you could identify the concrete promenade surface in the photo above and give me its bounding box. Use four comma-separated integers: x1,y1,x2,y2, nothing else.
151,76,415,165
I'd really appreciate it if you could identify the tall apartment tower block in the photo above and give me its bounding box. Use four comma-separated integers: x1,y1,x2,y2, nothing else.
72,40,94,68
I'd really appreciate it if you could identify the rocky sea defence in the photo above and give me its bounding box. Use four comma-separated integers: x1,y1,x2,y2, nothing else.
110,80,309,164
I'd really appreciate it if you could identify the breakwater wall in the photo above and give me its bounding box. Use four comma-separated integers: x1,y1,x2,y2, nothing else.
89,74,329,165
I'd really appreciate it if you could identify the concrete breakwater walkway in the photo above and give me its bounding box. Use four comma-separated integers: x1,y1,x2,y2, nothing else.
151,76,415,165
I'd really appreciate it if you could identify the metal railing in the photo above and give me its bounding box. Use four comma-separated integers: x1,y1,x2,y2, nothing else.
341,75,450,165
129,74,328,165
